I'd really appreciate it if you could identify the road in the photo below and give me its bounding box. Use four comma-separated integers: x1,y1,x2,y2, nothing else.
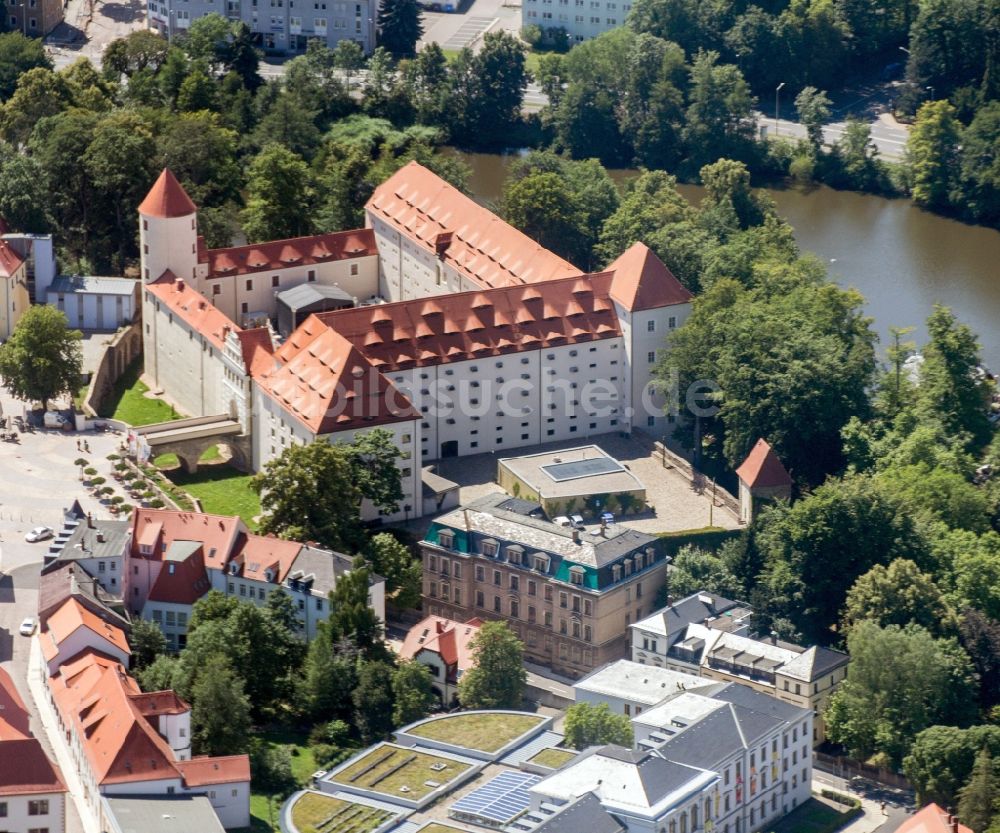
760,112,909,161
813,766,915,832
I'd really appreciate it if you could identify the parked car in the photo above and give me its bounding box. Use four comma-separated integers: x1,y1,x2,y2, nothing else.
552,516,572,527
569,514,585,529
25,526,54,543
43,411,69,429
19,617,36,636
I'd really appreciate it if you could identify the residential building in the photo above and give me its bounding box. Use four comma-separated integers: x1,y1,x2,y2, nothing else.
5,0,64,37
398,615,481,706
896,803,973,833
630,591,849,744
419,491,670,677
102,794,226,833
47,276,140,331
45,647,250,828
146,0,377,53
0,668,67,833
520,0,632,44
40,597,132,675
573,659,713,717
0,229,57,303
0,237,30,340
128,508,385,645
136,164,693,522
43,516,131,597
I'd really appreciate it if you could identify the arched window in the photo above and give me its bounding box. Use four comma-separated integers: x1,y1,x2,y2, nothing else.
691,804,699,829
706,797,713,821
679,811,687,833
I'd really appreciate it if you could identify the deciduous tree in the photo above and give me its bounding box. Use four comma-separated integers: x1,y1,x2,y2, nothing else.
958,747,1000,833
130,618,168,671
458,621,527,709
564,702,634,749
191,654,252,756
242,143,316,242
365,533,422,610
0,306,82,409
392,660,435,726
353,660,396,744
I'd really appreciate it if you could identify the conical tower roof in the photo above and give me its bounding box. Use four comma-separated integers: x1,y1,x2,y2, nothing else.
138,169,197,218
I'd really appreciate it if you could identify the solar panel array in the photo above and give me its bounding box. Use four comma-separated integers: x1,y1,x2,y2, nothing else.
542,457,625,482
449,771,542,824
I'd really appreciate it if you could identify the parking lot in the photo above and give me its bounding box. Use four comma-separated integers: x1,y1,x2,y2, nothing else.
419,0,522,52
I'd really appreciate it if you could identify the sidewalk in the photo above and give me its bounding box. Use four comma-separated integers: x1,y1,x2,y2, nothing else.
27,636,101,833
812,779,886,833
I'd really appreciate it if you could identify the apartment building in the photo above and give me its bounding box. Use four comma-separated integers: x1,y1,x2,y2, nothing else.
0,668,67,833
128,508,386,645
146,0,377,54
630,591,849,744
5,0,64,37
419,492,669,678
520,0,632,44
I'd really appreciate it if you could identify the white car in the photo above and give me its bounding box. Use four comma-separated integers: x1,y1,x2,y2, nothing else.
19,617,36,636
24,526,54,543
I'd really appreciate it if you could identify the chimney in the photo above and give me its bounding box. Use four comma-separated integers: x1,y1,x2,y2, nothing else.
222,325,231,340
600,518,607,537
96,531,105,543
770,630,778,645
572,529,581,544
463,509,471,531
87,512,94,529
174,278,184,292
434,232,453,259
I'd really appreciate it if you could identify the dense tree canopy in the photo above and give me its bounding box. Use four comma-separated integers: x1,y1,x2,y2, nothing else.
458,621,527,709
0,306,82,409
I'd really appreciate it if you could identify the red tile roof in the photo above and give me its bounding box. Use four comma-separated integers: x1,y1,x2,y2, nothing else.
202,230,377,279
236,327,276,378
43,598,131,662
147,546,212,606
130,509,244,574
255,323,418,434
897,804,972,833
139,168,198,219
311,271,622,373
0,239,24,279
399,615,480,674
139,169,197,218
735,438,792,488
367,161,580,289
0,738,67,796
607,242,692,311
177,755,251,786
145,272,240,349
232,533,302,583
130,690,190,717
0,667,31,740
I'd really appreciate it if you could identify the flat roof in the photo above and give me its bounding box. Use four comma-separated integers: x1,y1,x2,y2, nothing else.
575,660,711,706
49,275,138,296
498,446,645,500
103,795,225,833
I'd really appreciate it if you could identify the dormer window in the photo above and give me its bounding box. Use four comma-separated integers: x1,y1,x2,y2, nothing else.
481,540,498,557
506,545,523,565
139,544,153,556
438,529,455,549
533,554,550,573
569,566,584,586
613,565,622,582
624,558,633,577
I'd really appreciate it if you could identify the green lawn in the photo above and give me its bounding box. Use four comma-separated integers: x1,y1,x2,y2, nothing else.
154,444,221,469
770,798,855,833
331,745,470,800
100,358,179,426
250,729,319,833
418,825,473,833
407,713,544,752
163,462,260,528
289,793,394,833
527,747,576,769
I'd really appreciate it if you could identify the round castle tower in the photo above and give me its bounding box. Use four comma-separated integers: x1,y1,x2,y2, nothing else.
138,168,199,285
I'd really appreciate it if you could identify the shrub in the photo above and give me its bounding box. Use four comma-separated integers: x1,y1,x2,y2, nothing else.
84,467,97,476
106,453,119,461
150,498,164,508
75,458,88,467
821,789,861,809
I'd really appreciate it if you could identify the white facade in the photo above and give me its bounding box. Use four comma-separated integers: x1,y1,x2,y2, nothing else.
0,791,66,833
520,0,634,43
48,279,138,331
0,254,29,340
573,659,710,717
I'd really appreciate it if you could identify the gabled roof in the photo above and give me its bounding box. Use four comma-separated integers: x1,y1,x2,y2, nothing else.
367,161,580,289
309,271,622,374
43,597,131,660
897,804,972,833
130,509,245,574
147,545,211,606
0,238,25,279
139,169,197,219
202,229,376,279
631,592,742,640
734,438,792,488
232,532,302,583
176,755,250,786
532,792,625,833
400,615,480,671
0,738,67,796
234,328,276,378
38,562,130,632
255,321,418,434
607,242,692,311
130,690,190,717
0,667,31,740
145,272,240,349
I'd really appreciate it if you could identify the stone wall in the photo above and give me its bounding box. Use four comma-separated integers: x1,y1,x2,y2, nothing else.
82,321,143,418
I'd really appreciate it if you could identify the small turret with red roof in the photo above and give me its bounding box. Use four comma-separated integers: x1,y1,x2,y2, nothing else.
735,438,792,523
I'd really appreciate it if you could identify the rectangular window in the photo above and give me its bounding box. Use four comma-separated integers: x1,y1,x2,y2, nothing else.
246,279,253,290
28,800,49,815
647,320,655,332
307,269,316,282
476,590,484,607
493,595,502,613
272,275,280,287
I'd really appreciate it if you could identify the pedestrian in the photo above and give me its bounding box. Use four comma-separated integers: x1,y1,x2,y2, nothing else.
76,439,80,451
881,801,887,815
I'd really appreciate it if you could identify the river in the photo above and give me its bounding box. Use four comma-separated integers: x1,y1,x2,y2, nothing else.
451,151,1000,367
